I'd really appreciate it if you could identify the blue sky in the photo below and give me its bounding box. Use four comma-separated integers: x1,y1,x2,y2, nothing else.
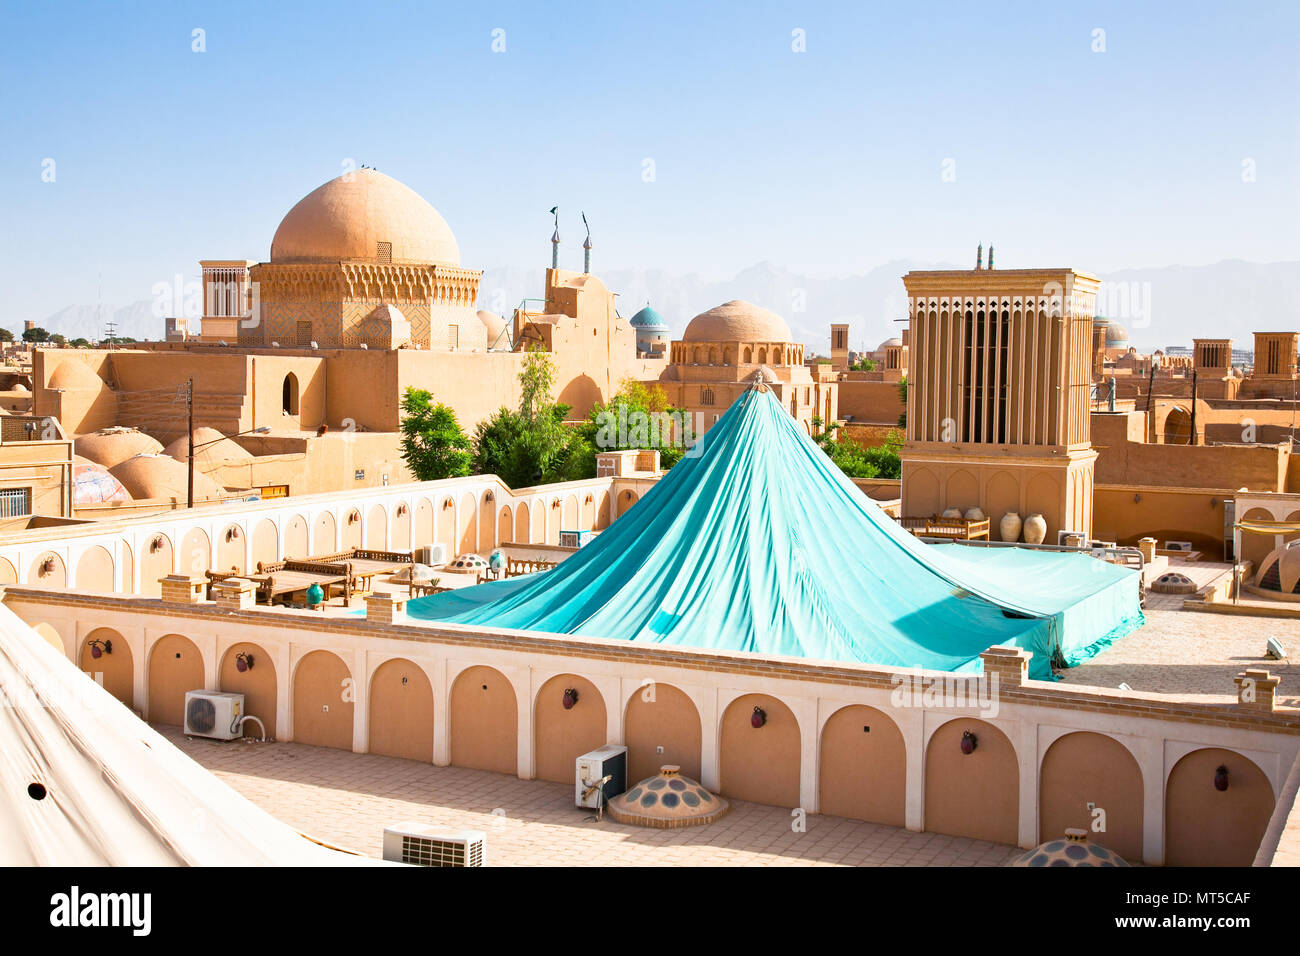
2,0,1298,328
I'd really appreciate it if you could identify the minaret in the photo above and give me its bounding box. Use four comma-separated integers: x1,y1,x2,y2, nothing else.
987,244,994,270
976,243,983,270
549,205,560,269
582,212,592,274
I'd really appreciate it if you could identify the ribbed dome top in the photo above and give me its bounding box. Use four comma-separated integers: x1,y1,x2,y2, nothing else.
270,169,460,265
878,337,903,350
683,300,791,343
630,305,668,330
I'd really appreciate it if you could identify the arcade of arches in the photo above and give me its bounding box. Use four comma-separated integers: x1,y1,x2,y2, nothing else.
55,619,1283,867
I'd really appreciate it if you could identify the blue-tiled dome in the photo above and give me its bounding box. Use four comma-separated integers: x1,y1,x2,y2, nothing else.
629,305,668,330
1009,828,1130,867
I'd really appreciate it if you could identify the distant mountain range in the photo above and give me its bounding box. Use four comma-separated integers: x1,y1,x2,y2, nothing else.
22,259,1300,355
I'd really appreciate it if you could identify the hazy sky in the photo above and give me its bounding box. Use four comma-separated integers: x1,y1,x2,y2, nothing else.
3,0,1299,328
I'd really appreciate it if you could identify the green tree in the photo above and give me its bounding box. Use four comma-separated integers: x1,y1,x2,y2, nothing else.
470,346,587,487
811,418,902,480
399,388,472,480
68,337,90,348
49,333,66,345
897,375,908,430
472,406,526,482
577,378,688,471
0,328,13,342
22,326,50,343
850,357,878,372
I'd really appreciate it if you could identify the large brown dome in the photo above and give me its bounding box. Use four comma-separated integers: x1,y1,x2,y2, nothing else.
109,454,224,502
682,300,791,343
76,428,164,468
269,169,461,265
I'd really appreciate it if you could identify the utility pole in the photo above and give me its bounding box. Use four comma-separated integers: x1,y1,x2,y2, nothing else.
186,378,194,509
1145,358,1158,441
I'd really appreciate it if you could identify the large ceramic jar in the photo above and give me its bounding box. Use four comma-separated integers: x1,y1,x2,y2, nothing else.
1023,513,1047,545
999,511,1022,543
964,507,985,521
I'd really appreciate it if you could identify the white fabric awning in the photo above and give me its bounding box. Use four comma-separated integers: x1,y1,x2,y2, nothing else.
0,604,380,866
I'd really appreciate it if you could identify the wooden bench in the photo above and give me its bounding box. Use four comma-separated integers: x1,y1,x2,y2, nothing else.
898,516,991,541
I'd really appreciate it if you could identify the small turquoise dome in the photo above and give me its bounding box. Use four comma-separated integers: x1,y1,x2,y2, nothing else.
629,305,668,330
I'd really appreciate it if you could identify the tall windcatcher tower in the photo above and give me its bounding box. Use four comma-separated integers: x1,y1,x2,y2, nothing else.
899,264,1101,541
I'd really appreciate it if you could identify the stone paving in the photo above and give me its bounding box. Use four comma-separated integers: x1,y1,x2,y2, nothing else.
1060,607,1300,703
162,727,1020,867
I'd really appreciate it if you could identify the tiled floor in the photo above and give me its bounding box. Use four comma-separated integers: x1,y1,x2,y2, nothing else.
163,727,1020,867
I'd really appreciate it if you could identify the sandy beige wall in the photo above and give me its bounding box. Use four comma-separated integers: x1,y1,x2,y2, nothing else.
449,665,517,775
924,718,1018,845
1093,485,1227,557
146,633,204,727
1039,731,1143,860
838,380,905,424
720,693,800,807
1165,747,1275,866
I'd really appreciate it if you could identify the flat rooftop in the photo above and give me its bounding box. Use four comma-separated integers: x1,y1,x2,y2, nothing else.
1059,607,1299,704
163,727,1019,867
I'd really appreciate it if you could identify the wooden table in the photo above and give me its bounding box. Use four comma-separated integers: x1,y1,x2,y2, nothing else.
245,570,349,607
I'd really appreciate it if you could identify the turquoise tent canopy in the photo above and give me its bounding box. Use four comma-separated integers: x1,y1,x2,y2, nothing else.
406,386,1142,680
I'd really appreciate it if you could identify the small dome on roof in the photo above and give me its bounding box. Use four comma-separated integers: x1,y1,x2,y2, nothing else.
109,453,223,502
606,766,730,828
1009,829,1130,867
753,365,779,383
48,360,105,391
447,553,488,573
683,300,791,343
10,382,28,393
76,428,164,468
162,427,254,468
629,305,668,330
1104,320,1129,348
878,337,903,351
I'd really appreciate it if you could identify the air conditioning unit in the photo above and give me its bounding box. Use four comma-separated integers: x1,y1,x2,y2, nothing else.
414,543,448,567
382,823,485,867
184,690,244,741
559,530,593,550
1165,540,1194,552
575,744,627,809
